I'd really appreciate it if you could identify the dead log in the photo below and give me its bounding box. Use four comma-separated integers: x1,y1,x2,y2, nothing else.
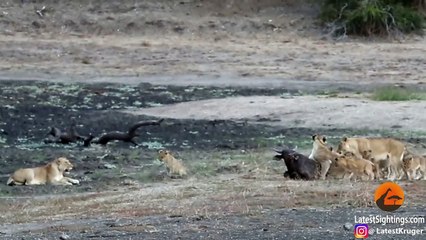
43,123,85,144
90,119,164,146
83,134,95,147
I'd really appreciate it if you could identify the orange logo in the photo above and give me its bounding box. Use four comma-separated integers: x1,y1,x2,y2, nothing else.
374,182,404,212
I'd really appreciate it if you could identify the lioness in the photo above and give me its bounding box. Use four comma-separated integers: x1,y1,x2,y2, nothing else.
158,150,187,178
7,157,80,186
308,135,342,180
402,152,426,180
335,152,375,181
337,137,405,180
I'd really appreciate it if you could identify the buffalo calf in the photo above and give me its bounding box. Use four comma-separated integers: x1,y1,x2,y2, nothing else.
273,148,320,180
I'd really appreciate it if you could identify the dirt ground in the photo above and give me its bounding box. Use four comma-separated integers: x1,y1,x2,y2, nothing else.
0,0,426,239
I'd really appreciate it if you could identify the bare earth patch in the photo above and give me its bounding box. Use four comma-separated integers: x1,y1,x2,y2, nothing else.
125,95,426,132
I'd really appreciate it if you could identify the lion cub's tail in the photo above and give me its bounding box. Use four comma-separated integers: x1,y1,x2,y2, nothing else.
6,176,15,186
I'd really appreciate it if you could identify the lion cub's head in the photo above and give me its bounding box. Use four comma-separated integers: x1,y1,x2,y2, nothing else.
158,150,174,163
54,157,74,173
337,137,354,154
334,152,355,166
402,152,419,171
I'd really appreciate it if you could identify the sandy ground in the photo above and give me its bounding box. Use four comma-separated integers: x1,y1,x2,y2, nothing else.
0,1,425,87
126,95,426,132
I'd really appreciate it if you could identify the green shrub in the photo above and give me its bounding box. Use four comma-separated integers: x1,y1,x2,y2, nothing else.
372,86,426,101
320,0,425,37
391,4,424,32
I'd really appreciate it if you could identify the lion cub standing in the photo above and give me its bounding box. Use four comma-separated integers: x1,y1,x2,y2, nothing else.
335,152,375,181
7,157,80,186
403,152,426,180
158,150,188,178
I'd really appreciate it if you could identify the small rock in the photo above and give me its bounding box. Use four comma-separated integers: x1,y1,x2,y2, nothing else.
122,179,137,186
343,222,353,231
193,215,205,221
59,233,70,240
80,176,92,182
103,163,117,169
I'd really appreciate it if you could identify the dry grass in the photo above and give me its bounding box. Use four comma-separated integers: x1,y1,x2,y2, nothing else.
0,177,404,225
1,149,425,225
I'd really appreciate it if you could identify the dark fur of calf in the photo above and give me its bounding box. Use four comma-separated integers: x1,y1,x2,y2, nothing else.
273,148,320,180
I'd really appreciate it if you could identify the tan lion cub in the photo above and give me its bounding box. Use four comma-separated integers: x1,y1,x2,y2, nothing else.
7,157,80,186
403,153,426,180
158,150,187,178
335,152,375,181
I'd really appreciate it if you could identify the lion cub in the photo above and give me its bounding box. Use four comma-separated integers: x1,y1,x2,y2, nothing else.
7,157,80,186
335,152,375,181
158,150,187,178
403,153,426,180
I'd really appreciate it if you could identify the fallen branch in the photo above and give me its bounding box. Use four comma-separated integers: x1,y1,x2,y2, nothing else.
35,6,47,18
89,119,164,146
323,3,348,40
43,123,85,144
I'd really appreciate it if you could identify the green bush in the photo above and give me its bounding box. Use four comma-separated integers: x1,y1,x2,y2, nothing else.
320,0,425,37
371,86,426,101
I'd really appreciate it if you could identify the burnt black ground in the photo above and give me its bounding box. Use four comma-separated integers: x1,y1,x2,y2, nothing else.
1,80,425,196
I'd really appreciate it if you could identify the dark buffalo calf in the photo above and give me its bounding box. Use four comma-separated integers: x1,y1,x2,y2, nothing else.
273,149,319,180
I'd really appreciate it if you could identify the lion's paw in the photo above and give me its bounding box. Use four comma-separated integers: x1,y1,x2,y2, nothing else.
69,179,80,185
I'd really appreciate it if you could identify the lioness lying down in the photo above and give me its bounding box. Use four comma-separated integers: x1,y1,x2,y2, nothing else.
158,150,187,178
7,157,80,186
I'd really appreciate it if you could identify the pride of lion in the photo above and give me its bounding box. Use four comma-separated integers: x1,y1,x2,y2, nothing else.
5,134,425,186
302,134,424,181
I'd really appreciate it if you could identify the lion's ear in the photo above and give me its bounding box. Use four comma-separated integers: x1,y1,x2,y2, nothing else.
322,136,327,143
342,137,347,142
312,135,317,141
